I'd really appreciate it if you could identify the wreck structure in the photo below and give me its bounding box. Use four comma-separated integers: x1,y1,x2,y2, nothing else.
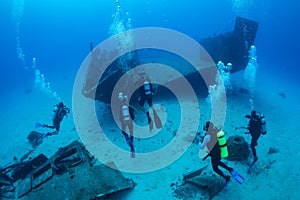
81,17,258,103
0,141,135,199
200,17,259,73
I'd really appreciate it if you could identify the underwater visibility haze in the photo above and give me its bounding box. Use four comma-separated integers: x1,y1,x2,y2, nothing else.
0,0,300,199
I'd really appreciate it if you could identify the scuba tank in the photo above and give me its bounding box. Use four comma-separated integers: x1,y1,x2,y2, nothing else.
122,105,131,121
260,115,267,135
52,107,64,122
144,81,152,95
217,131,228,158
52,102,69,122
51,106,58,121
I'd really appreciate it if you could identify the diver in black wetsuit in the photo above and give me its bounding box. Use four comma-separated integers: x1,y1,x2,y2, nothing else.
136,73,157,131
138,73,154,111
29,102,70,147
49,102,70,133
200,121,233,183
36,102,70,135
245,110,263,163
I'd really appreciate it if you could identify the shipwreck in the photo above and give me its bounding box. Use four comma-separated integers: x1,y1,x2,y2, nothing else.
0,140,135,199
81,17,258,103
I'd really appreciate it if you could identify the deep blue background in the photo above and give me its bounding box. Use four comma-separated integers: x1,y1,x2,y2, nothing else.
1,0,299,95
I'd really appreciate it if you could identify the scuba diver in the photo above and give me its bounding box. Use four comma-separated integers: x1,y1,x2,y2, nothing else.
31,102,70,146
48,101,70,133
138,73,154,111
200,121,244,184
137,73,162,131
36,101,70,134
119,93,135,158
27,102,70,148
245,110,267,165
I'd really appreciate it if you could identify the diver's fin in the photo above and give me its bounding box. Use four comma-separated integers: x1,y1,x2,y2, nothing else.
35,134,48,146
27,131,49,147
230,170,245,184
35,123,45,128
247,159,258,173
153,109,162,129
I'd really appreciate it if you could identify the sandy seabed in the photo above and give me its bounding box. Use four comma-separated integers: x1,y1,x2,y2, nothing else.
1,69,299,200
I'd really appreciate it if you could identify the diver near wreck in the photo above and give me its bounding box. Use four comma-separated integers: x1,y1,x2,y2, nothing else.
199,121,244,184
138,72,154,124
29,102,70,147
137,72,162,131
138,73,154,110
119,93,135,158
36,101,70,135
245,110,267,168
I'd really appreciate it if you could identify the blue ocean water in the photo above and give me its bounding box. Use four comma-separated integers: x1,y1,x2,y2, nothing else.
1,1,300,199
1,0,299,98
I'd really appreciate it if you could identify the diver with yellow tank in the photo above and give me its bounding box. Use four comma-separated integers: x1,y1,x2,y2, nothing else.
199,121,244,184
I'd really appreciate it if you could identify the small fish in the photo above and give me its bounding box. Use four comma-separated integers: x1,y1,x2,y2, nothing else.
278,93,287,98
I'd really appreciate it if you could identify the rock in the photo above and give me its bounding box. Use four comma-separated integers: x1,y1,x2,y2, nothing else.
1,141,136,200
183,165,208,181
268,147,279,154
227,135,250,161
185,176,225,199
173,184,198,200
175,165,225,199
